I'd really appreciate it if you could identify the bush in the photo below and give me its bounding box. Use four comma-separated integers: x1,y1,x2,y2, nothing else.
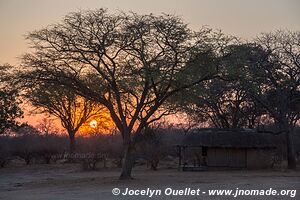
11,134,66,164
0,136,11,167
76,134,122,170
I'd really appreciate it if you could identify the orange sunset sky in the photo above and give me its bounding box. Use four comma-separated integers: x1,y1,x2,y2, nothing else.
0,0,299,130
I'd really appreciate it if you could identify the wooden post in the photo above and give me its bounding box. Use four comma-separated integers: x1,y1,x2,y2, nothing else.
177,145,182,170
182,146,186,167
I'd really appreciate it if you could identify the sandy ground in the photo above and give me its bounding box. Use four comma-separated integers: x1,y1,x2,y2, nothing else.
0,164,299,200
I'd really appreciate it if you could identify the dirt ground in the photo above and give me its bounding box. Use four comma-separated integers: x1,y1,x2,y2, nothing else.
0,164,299,200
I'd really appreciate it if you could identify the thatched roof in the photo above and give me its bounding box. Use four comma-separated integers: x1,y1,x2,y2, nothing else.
179,128,276,149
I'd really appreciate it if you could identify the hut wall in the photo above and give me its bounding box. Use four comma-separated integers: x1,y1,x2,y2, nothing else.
246,149,273,169
227,149,247,168
207,148,246,168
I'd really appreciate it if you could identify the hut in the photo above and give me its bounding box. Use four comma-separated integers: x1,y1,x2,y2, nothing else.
177,129,277,170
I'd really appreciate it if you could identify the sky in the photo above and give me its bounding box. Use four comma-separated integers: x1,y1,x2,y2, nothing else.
0,0,299,66
0,0,299,128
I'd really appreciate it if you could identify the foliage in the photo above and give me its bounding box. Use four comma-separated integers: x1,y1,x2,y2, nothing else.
0,65,23,134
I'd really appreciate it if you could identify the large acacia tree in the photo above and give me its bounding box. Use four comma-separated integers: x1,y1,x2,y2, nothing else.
20,9,222,179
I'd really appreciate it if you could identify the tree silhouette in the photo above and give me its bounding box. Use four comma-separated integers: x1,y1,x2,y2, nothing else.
225,32,300,169
19,9,221,179
23,83,107,153
0,65,23,134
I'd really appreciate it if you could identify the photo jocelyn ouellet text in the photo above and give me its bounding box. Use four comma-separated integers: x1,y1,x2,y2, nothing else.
112,187,297,198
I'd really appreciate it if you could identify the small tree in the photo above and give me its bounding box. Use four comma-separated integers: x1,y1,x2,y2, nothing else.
36,118,58,135
23,83,108,153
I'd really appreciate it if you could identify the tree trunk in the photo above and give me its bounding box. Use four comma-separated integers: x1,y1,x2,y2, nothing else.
119,141,134,180
286,130,296,169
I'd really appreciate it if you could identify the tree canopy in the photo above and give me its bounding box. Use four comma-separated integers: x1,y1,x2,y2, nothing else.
0,65,23,134
19,9,228,178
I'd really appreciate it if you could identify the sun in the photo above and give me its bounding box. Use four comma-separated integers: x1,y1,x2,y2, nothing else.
78,107,115,135
89,120,97,128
